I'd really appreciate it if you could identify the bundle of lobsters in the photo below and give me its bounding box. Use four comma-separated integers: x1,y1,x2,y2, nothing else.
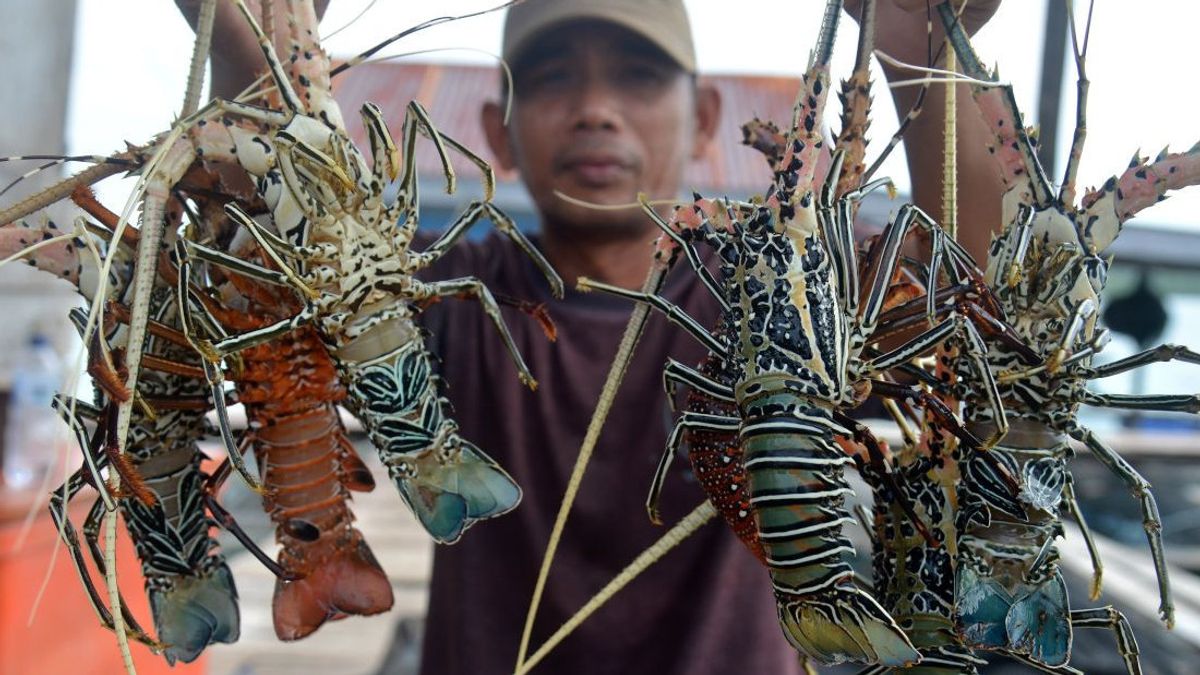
0,0,1196,672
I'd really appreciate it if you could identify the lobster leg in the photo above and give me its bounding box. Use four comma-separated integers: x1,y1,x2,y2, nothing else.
414,201,563,297
414,276,539,388
662,358,735,405
1069,606,1142,675
1066,423,1172,627
647,411,740,525
52,395,116,512
1008,654,1085,675
641,203,728,309
860,311,1008,446
575,277,726,355
392,100,457,210
1082,343,1200,378
869,378,1019,494
1079,391,1200,413
211,204,318,295
202,359,264,492
176,236,294,288
49,467,162,649
868,379,981,453
1062,476,1104,600
203,456,302,581
856,203,952,332
411,111,498,199
831,410,936,547
195,302,319,358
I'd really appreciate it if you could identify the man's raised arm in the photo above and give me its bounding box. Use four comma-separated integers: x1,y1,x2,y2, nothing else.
174,0,329,99
852,0,1004,262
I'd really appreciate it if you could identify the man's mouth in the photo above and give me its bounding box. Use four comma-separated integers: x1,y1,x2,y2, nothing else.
560,155,633,187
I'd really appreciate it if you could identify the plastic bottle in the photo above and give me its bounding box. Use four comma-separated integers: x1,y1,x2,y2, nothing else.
3,333,64,489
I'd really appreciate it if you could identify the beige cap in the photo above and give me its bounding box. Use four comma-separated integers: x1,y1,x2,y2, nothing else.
502,0,696,73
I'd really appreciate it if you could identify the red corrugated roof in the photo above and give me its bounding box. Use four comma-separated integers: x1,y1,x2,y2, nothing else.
331,62,804,194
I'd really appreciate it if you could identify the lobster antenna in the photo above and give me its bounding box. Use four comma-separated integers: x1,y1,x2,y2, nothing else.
811,0,842,69
792,0,841,133
515,501,717,675
364,47,516,125
942,3,958,238
331,0,519,76
552,189,679,211
180,0,216,116
1058,0,1094,204
260,0,277,54
861,1,944,185
0,156,133,201
231,0,301,113
322,0,380,40
873,52,1005,89
515,260,673,672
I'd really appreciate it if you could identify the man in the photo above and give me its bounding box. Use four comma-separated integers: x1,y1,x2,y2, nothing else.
180,1,1002,673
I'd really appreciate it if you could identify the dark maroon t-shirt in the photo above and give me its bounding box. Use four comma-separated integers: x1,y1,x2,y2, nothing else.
414,232,803,675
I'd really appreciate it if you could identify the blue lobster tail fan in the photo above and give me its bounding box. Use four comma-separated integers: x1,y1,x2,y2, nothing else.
452,442,522,520
1007,571,1071,667
396,474,469,544
955,563,1013,649
151,563,240,665
397,438,521,544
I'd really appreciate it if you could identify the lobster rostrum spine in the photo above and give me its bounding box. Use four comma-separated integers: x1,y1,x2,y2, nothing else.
937,4,1200,670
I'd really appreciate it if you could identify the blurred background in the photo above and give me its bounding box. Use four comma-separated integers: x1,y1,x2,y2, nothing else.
1,1,1198,673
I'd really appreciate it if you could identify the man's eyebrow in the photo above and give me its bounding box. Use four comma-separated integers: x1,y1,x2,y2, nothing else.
513,38,573,73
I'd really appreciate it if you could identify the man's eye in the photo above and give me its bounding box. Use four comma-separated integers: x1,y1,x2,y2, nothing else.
620,64,668,86
524,66,571,91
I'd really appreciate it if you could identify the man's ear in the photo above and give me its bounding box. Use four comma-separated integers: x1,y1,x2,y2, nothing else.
481,100,517,171
690,82,722,161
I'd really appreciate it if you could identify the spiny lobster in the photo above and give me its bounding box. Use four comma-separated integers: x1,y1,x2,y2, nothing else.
936,3,1200,670
580,0,1037,666
0,195,241,664
166,0,562,544
643,0,932,575
202,230,395,640
160,163,395,641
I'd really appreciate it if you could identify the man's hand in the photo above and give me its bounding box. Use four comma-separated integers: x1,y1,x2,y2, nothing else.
846,0,1000,69
174,0,329,99
842,0,1006,263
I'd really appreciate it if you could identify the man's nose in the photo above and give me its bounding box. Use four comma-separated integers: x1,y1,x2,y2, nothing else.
571,79,621,132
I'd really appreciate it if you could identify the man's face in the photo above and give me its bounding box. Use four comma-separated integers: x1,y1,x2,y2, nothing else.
485,21,712,237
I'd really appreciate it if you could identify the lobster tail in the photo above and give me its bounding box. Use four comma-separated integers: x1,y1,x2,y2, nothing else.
395,437,521,544
353,340,522,543
149,563,240,665
272,534,394,641
956,563,1071,667
776,587,919,667
742,404,917,666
